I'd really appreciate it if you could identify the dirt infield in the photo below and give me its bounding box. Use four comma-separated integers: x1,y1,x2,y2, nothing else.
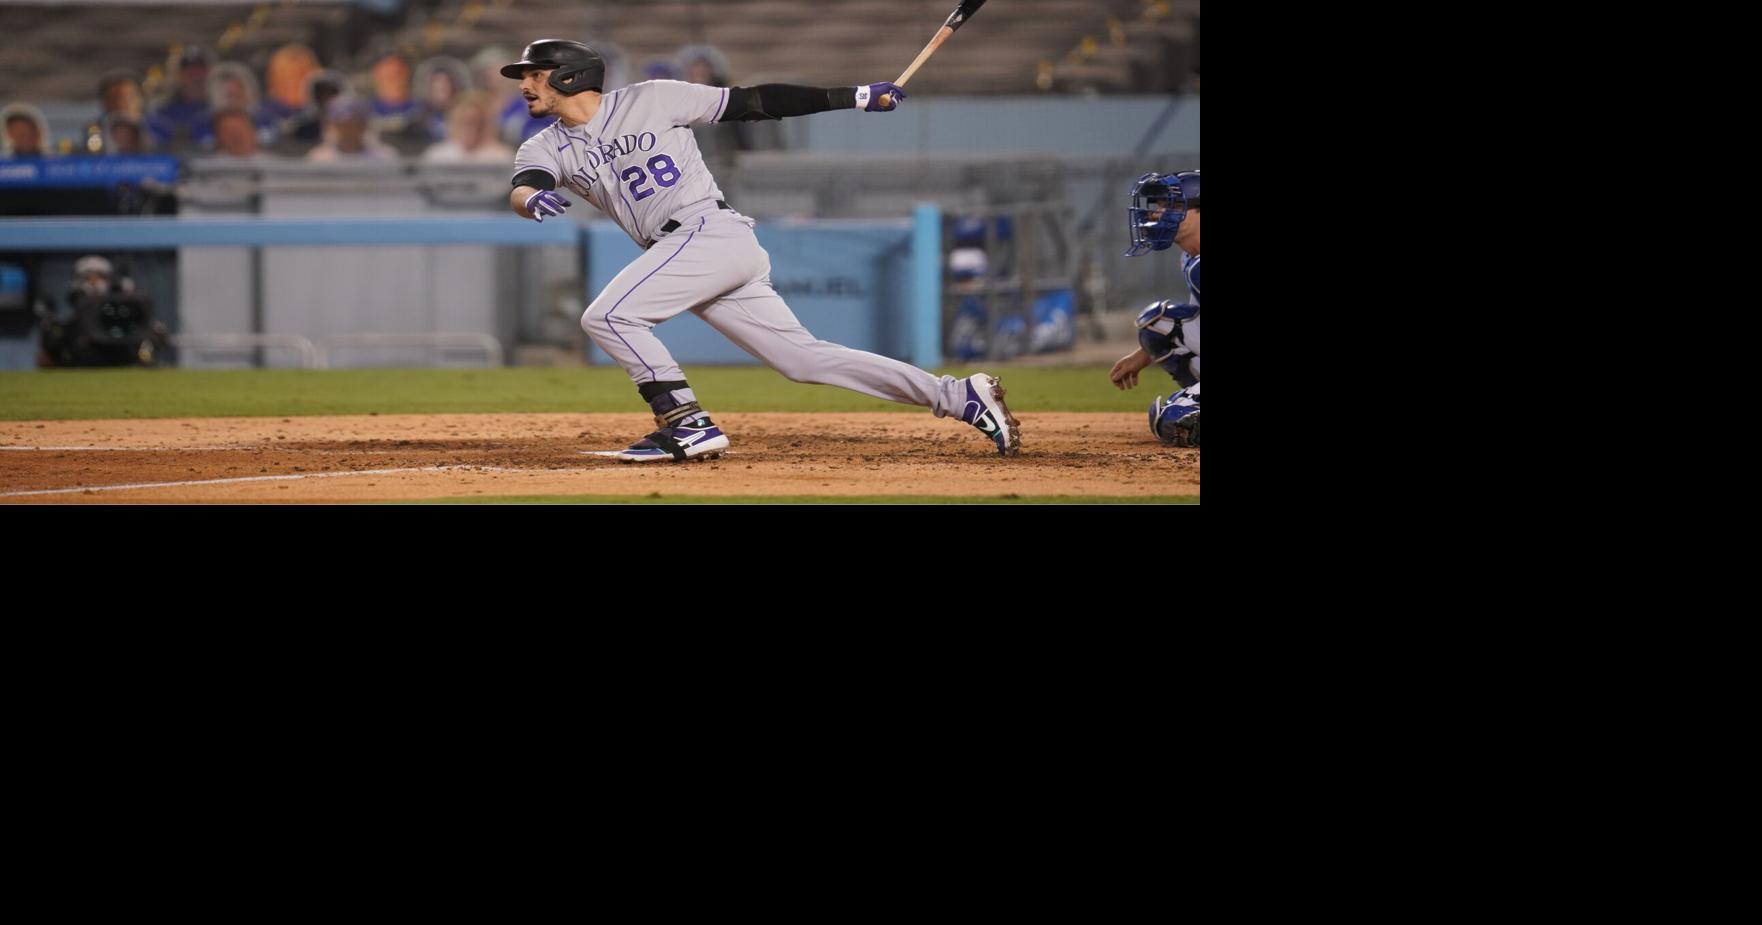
0,413,1199,502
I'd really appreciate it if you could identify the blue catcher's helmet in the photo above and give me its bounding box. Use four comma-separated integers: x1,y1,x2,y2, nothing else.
1125,169,1200,257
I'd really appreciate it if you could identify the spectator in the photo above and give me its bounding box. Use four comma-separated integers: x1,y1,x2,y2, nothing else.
211,108,263,159
469,44,512,93
642,58,680,82
146,45,217,153
277,69,349,154
676,44,731,88
306,94,396,162
209,63,255,110
672,44,766,170
420,91,513,164
102,114,150,155
369,53,416,129
262,43,321,131
97,71,146,122
2,103,51,158
475,45,551,146
371,52,434,155
587,39,631,92
208,61,279,148
412,56,473,141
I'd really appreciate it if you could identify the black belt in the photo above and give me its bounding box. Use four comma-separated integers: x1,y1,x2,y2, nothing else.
659,200,730,234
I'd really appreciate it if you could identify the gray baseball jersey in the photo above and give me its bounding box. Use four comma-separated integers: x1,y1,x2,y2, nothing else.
514,80,730,248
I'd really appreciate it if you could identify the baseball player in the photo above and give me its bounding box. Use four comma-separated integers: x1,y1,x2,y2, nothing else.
1108,170,1199,447
502,40,1020,462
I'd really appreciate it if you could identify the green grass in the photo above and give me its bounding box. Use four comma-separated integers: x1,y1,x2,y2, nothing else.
395,494,1200,505
0,366,1161,420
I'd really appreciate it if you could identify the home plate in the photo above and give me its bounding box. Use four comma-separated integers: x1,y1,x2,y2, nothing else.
579,450,727,462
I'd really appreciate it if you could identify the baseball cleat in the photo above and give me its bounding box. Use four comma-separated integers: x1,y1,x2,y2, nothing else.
1148,395,1200,447
960,373,1020,456
614,418,730,463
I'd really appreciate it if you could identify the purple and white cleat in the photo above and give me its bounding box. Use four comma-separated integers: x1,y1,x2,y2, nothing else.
959,373,1020,457
614,417,730,463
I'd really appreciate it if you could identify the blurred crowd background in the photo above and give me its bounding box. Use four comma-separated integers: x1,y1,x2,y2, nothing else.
3,0,1196,164
1,0,1198,370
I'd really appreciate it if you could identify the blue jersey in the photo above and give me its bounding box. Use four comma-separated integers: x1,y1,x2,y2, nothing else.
1180,253,1200,362
146,97,214,149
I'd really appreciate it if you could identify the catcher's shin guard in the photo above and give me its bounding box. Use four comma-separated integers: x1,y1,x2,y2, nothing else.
1149,387,1200,447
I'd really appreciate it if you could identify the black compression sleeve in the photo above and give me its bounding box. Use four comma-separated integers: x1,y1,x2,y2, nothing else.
720,84,859,122
511,169,556,190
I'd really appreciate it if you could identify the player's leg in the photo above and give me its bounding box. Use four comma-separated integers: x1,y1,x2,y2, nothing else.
580,224,724,391
1149,380,1200,447
710,217,1017,454
579,216,748,462
695,280,950,407
1137,301,1200,446
694,277,1021,456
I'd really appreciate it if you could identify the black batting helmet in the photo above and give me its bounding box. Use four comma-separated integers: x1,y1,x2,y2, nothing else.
501,40,605,95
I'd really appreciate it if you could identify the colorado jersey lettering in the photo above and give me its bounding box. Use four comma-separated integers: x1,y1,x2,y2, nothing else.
513,80,730,247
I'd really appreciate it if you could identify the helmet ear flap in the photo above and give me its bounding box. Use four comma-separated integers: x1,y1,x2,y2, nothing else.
1174,170,1200,210
507,40,604,92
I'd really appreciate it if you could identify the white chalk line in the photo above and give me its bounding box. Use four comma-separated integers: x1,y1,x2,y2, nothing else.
0,465,553,498
1,444,255,451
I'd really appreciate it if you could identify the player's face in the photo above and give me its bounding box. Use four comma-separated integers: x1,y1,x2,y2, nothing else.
519,68,558,115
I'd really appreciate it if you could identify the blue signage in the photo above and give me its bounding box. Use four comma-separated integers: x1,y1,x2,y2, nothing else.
0,157,181,189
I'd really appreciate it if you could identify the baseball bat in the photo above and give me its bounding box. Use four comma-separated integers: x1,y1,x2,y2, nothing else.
877,0,988,108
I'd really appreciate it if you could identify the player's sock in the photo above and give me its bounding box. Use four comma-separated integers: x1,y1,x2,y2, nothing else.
639,380,712,429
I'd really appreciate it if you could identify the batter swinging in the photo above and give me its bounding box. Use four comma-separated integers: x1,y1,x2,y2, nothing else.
503,39,1020,462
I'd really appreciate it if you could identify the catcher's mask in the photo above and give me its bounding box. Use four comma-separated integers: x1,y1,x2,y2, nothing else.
1126,169,1200,257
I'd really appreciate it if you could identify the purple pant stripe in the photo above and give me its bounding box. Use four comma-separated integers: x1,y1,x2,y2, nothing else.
604,215,706,381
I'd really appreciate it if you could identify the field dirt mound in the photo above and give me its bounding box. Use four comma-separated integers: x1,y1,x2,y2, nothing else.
0,413,1199,503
